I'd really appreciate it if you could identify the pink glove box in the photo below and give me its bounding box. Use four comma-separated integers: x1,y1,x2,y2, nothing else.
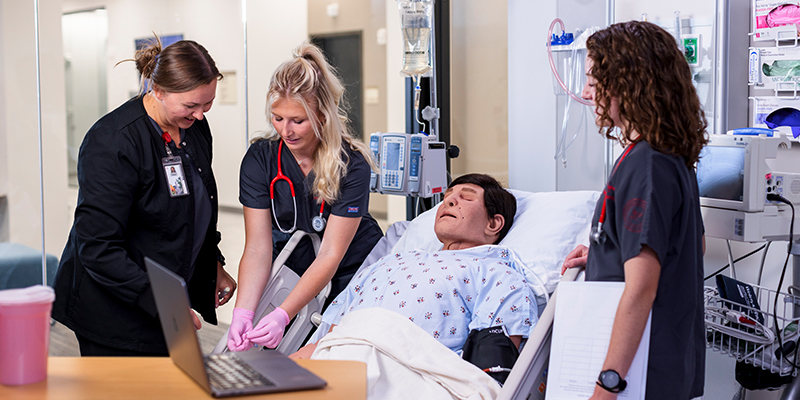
0,285,55,385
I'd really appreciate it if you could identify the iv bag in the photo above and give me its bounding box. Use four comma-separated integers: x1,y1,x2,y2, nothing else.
398,0,433,77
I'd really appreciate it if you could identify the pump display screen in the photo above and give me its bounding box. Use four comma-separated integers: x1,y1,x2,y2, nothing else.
386,143,401,171
697,146,745,202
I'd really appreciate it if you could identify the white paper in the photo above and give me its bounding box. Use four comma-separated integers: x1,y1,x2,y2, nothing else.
545,281,651,400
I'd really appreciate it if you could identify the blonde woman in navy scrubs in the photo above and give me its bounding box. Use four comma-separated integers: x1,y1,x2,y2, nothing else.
227,42,382,351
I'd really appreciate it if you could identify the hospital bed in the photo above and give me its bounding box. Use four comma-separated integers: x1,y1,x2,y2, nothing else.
213,189,600,398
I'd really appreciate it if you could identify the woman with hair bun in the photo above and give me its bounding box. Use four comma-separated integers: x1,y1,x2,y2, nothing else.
228,41,382,351
53,36,236,356
562,21,707,399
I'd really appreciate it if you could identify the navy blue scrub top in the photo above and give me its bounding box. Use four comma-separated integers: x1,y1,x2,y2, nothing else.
239,138,383,299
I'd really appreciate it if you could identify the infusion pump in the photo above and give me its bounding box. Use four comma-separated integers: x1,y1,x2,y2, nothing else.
369,132,447,197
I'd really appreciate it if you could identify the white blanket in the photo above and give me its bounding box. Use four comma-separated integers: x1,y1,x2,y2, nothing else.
311,308,501,400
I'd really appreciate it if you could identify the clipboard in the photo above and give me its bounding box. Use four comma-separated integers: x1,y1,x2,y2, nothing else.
545,281,650,399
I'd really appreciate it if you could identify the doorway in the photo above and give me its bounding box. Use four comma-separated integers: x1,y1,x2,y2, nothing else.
62,9,108,187
310,32,363,140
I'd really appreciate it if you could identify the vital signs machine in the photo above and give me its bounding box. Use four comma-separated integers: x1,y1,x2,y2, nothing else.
369,132,447,197
698,130,800,242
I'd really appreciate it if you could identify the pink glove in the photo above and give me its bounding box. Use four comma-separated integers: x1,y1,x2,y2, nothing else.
246,307,290,349
227,308,255,352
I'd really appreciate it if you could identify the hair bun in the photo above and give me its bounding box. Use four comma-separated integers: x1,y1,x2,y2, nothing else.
134,40,163,78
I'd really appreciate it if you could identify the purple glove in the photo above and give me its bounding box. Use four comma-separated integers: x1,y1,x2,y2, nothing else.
246,307,290,349
227,308,255,352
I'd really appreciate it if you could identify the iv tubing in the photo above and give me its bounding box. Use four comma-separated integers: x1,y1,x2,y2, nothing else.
554,42,588,163
547,18,593,106
413,75,427,134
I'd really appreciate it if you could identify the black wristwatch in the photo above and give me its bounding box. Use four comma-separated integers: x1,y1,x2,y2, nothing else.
597,369,627,393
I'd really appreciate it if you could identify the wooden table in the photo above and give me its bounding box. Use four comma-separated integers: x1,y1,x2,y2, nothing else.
0,357,366,400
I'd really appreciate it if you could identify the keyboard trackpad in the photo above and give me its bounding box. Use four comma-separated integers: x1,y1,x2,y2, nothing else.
237,350,327,389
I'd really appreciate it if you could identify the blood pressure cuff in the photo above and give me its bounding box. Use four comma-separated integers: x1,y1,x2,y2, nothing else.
461,326,519,385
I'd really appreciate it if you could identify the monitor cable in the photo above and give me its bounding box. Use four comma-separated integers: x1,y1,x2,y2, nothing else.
704,244,768,281
765,193,800,371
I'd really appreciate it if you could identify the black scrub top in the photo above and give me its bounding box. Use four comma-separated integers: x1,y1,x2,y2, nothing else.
239,138,383,299
52,97,223,354
585,141,705,400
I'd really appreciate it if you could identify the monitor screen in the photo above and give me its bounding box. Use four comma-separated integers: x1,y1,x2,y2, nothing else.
697,146,745,202
386,143,401,171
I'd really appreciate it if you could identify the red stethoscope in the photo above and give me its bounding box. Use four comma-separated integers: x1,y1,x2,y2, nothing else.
590,141,637,246
270,140,326,233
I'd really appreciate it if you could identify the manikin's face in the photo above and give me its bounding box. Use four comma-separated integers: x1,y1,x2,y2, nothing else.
581,57,622,128
271,98,320,157
434,183,498,248
154,81,217,131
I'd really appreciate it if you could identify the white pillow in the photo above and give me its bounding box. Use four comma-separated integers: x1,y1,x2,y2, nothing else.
389,189,600,297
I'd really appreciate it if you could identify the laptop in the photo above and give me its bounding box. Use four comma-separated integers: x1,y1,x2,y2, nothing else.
144,257,327,397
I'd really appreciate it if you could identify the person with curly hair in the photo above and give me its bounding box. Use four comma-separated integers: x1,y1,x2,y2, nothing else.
562,21,707,399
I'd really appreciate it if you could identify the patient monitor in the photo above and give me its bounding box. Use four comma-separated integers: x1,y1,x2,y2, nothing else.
698,130,800,242
369,132,447,198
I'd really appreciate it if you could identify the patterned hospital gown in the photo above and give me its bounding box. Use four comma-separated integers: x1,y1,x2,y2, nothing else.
321,245,539,353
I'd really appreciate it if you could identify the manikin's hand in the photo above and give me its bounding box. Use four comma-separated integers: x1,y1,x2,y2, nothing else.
561,244,589,275
246,307,290,349
227,308,255,352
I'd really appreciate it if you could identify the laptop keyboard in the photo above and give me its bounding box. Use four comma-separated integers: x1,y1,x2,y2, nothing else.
205,354,276,391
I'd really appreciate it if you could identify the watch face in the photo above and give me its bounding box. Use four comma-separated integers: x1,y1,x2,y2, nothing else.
600,371,620,388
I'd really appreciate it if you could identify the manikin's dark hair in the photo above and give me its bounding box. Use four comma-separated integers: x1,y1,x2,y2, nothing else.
448,174,517,244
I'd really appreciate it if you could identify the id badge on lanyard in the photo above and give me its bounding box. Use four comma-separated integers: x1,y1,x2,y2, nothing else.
161,133,190,197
